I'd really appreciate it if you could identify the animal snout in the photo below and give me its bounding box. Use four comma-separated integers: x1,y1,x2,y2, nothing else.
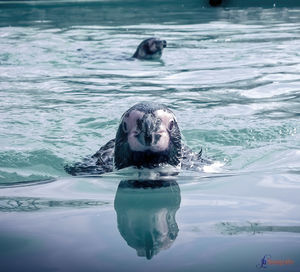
144,134,152,146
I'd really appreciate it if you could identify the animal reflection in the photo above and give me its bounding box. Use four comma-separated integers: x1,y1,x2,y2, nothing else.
114,179,181,259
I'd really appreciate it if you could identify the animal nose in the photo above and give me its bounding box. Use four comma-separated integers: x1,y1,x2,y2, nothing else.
143,116,154,146
144,134,152,146
136,113,160,147
162,40,167,48
137,130,154,147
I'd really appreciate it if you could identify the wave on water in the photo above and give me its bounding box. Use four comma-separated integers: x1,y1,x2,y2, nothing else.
0,149,67,184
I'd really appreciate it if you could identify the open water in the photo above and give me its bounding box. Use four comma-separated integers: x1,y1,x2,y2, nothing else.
0,1,300,271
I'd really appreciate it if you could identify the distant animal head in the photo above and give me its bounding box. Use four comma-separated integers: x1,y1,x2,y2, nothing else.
133,38,167,60
114,102,181,170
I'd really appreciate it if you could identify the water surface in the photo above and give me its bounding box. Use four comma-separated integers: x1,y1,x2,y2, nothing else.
0,1,300,271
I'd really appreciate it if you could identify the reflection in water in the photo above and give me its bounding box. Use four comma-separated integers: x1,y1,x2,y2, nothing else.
217,222,300,235
114,180,181,259
0,197,108,212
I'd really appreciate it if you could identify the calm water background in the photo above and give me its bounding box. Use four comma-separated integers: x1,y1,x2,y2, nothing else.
0,1,300,271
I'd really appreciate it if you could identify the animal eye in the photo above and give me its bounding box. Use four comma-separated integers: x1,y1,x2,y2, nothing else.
168,120,174,131
122,121,128,133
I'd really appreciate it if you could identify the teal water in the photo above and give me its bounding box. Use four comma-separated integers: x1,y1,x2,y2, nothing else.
0,1,300,271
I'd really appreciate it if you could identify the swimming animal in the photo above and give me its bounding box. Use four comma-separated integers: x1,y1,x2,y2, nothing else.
65,102,209,175
132,38,167,60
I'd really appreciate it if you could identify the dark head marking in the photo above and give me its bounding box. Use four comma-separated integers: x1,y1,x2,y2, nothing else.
114,102,181,170
133,38,167,60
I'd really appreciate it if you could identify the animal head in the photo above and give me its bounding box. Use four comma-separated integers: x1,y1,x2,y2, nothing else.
114,102,181,170
133,38,167,60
